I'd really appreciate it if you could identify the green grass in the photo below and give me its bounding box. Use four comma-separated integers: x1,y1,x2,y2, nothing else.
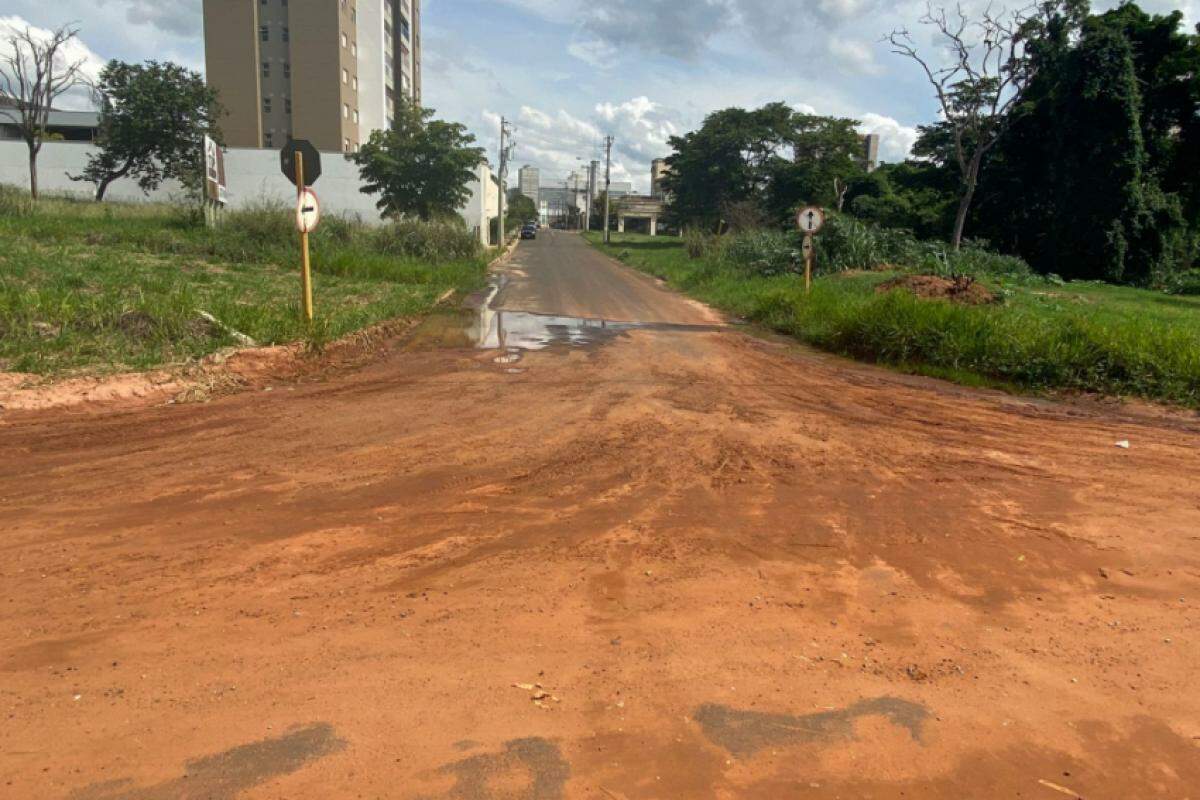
587,232,1200,407
0,190,490,375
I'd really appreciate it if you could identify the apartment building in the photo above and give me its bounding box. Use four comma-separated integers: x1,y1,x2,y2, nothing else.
518,165,539,202
203,0,422,153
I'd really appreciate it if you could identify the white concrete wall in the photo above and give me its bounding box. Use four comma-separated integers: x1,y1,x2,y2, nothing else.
458,162,500,246
1,140,494,231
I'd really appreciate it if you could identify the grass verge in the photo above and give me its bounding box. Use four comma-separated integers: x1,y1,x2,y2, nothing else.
0,191,490,375
586,232,1200,407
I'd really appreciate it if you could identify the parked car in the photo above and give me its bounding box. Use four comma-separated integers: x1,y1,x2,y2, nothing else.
520,225,537,240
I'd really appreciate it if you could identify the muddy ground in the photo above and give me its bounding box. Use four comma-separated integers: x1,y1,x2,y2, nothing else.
1,231,1198,799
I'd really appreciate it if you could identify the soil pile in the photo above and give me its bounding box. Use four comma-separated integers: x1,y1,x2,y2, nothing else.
876,274,998,305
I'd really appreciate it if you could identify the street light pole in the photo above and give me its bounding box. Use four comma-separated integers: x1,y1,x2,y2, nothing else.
603,136,613,244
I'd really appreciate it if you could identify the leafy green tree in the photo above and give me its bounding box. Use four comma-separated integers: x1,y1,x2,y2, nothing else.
351,103,484,220
846,161,957,240
765,114,865,221
73,61,221,201
967,3,1195,281
663,103,866,231
888,3,1069,250
505,188,537,231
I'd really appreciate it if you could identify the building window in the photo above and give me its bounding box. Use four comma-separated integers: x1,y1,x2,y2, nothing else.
283,62,291,78
263,97,271,113
262,61,270,78
282,27,289,42
264,132,273,147
285,98,292,114
352,42,357,57
342,68,348,84
341,32,348,48
353,109,359,123
343,103,349,119
352,76,358,91
344,138,350,152
400,18,410,40
259,25,269,42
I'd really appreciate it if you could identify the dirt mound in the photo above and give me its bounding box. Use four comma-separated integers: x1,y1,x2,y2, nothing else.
876,274,997,305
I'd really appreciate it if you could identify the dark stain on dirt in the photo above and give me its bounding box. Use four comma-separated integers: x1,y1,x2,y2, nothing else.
694,697,930,757
67,723,345,800
421,737,570,800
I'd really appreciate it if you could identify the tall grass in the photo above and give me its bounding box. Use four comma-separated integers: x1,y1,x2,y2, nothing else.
686,213,1034,282
0,189,490,374
587,231,1200,407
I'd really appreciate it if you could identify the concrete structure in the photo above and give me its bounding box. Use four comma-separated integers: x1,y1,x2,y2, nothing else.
202,0,422,153
615,195,667,236
518,165,539,202
458,162,502,247
606,181,633,199
0,105,99,142
860,133,881,172
650,158,670,198
0,139,497,242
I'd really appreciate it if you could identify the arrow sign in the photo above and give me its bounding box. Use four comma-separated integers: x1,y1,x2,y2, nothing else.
797,205,825,234
296,188,321,233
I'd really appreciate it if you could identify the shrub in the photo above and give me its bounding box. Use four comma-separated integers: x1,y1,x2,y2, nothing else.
724,229,798,277
371,219,479,262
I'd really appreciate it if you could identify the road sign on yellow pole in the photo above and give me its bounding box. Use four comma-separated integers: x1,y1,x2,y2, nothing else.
796,206,826,295
296,152,314,322
280,139,323,322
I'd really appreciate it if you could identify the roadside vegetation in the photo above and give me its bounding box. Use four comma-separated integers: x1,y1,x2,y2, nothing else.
0,186,489,375
586,228,1200,407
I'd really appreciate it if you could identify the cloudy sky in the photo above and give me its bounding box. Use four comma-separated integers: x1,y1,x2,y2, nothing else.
3,0,1196,191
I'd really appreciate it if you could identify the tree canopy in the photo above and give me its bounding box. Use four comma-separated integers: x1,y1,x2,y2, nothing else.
351,102,485,220
74,60,221,201
662,103,868,232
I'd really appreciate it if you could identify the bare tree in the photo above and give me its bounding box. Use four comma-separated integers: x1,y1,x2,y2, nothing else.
0,24,88,199
889,4,1045,250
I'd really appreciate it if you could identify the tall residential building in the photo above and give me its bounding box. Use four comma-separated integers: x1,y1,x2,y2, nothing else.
202,0,422,153
518,165,539,202
651,158,670,198
860,133,881,172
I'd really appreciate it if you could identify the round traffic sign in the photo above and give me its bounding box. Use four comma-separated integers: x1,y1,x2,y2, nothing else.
797,206,825,234
296,189,320,233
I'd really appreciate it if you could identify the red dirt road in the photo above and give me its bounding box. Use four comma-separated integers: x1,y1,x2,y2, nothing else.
2,232,1199,799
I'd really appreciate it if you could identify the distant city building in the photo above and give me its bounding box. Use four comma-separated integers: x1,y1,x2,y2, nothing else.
518,165,539,202
0,101,98,141
651,158,671,198
607,181,633,199
202,0,422,153
860,133,881,172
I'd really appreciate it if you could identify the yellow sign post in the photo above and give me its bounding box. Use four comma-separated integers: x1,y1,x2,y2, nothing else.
296,152,314,323
796,206,826,295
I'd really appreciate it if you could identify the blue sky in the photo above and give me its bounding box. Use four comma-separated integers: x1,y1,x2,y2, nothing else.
3,0,1196,191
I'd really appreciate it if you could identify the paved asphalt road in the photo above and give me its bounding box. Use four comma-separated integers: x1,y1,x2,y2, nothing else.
494,228,721,325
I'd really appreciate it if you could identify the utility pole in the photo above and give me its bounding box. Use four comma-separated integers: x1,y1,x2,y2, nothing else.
498,117,514,246
603,136,614,244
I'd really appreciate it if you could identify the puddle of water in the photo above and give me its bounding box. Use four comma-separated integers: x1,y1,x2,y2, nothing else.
407,276,724,356
469,277,724,353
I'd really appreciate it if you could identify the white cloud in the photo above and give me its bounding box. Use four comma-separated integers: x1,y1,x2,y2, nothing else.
858,112,918,162
827,38,884,76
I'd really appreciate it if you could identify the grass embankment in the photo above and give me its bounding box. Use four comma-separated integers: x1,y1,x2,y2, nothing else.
585,231,1200,407
0,189,490,375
